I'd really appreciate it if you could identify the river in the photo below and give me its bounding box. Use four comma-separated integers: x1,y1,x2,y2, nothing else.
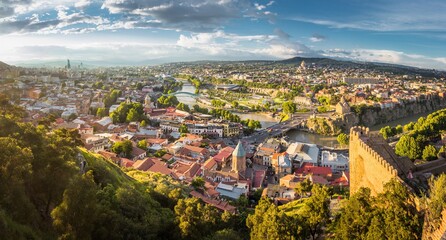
176,80,279,129
177,80,437,147
370,110,438,131
286,110,441,148
286,130,339,147
175,82,197,107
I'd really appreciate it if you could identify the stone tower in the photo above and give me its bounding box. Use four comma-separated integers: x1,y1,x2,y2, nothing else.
232,141,246,175
336,96,350,115
144,94,151,108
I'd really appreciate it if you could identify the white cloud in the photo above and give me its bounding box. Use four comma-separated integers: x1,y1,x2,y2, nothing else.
254,3,266,11
290,0,446,32
309,34,326,42
322,48,446,70
75,0,92,9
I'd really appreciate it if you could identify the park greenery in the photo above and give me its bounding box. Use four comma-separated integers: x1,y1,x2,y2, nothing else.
176,102,191,112
103,89,122,108
157,95,180,108
385,108,446,160
111,139,133,158
110,102,147,124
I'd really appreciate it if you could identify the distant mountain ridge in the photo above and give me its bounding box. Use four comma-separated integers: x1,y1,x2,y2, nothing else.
278,57,445,77
5,56,446,78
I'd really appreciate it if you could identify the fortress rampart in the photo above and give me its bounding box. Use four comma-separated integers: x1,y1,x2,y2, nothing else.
349,126,415,195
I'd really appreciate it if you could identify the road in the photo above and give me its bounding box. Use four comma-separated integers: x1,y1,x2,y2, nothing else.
241,110,336,145
243,116,307,144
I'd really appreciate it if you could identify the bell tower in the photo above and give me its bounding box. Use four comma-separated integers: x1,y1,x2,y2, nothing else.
232,141,246,175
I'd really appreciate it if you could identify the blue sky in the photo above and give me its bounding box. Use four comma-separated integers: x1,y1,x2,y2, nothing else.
1,0,446,69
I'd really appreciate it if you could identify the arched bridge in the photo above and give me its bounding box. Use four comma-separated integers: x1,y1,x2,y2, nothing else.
162,92,199,97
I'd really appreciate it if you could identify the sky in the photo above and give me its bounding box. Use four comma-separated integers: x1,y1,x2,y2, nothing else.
1,0,446,69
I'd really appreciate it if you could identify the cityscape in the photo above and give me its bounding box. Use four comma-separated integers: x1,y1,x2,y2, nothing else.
1,0,446,240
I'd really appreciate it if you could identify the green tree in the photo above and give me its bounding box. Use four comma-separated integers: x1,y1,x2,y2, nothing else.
424,174,446,234
372,179,422,239
140,120,148,127
205,229,242,240
301,184,330,240
332,188,373,239
380,126,395,139
231,101,239,108
51,171,98,240
137,139,147,150
126,108,140,122
175,197,221,239
282,101,297,115
395,135,421,160
403,122,415,132
422,145,437,161
337,133,349,147
191,177,205,190
179,124,189,133
111,140,133,158
96,107,107,117
176,102,191,112
246,198,292,240
395,124,403,134
294,178,313,198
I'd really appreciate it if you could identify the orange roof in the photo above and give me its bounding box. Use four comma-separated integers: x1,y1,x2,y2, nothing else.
190,191,236,214
120,158,134,168
161,153,173,161
203,158,217,170
133,158,155,171
212,146,234,162
146,158,173,176
183,145,209,155
146,138,167,144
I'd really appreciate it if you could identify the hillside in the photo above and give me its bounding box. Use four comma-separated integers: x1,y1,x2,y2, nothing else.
0,96,243,239
0,61,19,78
280,56,446,78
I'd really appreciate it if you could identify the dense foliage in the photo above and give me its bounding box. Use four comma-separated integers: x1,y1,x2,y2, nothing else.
332,179,423,239
110,102,147,123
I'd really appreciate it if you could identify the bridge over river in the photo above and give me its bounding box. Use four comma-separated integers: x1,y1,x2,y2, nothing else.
242,116,307,144
162,91,199,98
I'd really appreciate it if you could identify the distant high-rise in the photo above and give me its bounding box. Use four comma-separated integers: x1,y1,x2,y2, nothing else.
67,59,71,69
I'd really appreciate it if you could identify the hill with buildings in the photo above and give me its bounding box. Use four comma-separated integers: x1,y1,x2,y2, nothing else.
280,57,446,78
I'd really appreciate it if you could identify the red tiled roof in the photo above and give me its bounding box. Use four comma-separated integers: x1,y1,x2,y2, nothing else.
212,146,234,163
132,146,146,157
146,138,167,145
183,145,209,155
190,191,236,214
252,170,266,189
203,158,217,170
147,158,173,176
161,153,173,161
295,164,331,176
133,158,155,171
120,158,134,168
311,175,329,185
308,166,332,175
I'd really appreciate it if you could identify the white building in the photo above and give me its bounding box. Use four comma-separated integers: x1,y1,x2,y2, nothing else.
320,150,349,173
216,182,249,200
286,142,319,165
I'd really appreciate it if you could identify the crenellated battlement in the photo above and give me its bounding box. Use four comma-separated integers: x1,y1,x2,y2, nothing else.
349,126,404,195
350,126,369,139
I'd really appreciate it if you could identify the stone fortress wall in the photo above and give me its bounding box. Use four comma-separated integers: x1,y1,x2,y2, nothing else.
349,126,446,239
349,126,404,195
